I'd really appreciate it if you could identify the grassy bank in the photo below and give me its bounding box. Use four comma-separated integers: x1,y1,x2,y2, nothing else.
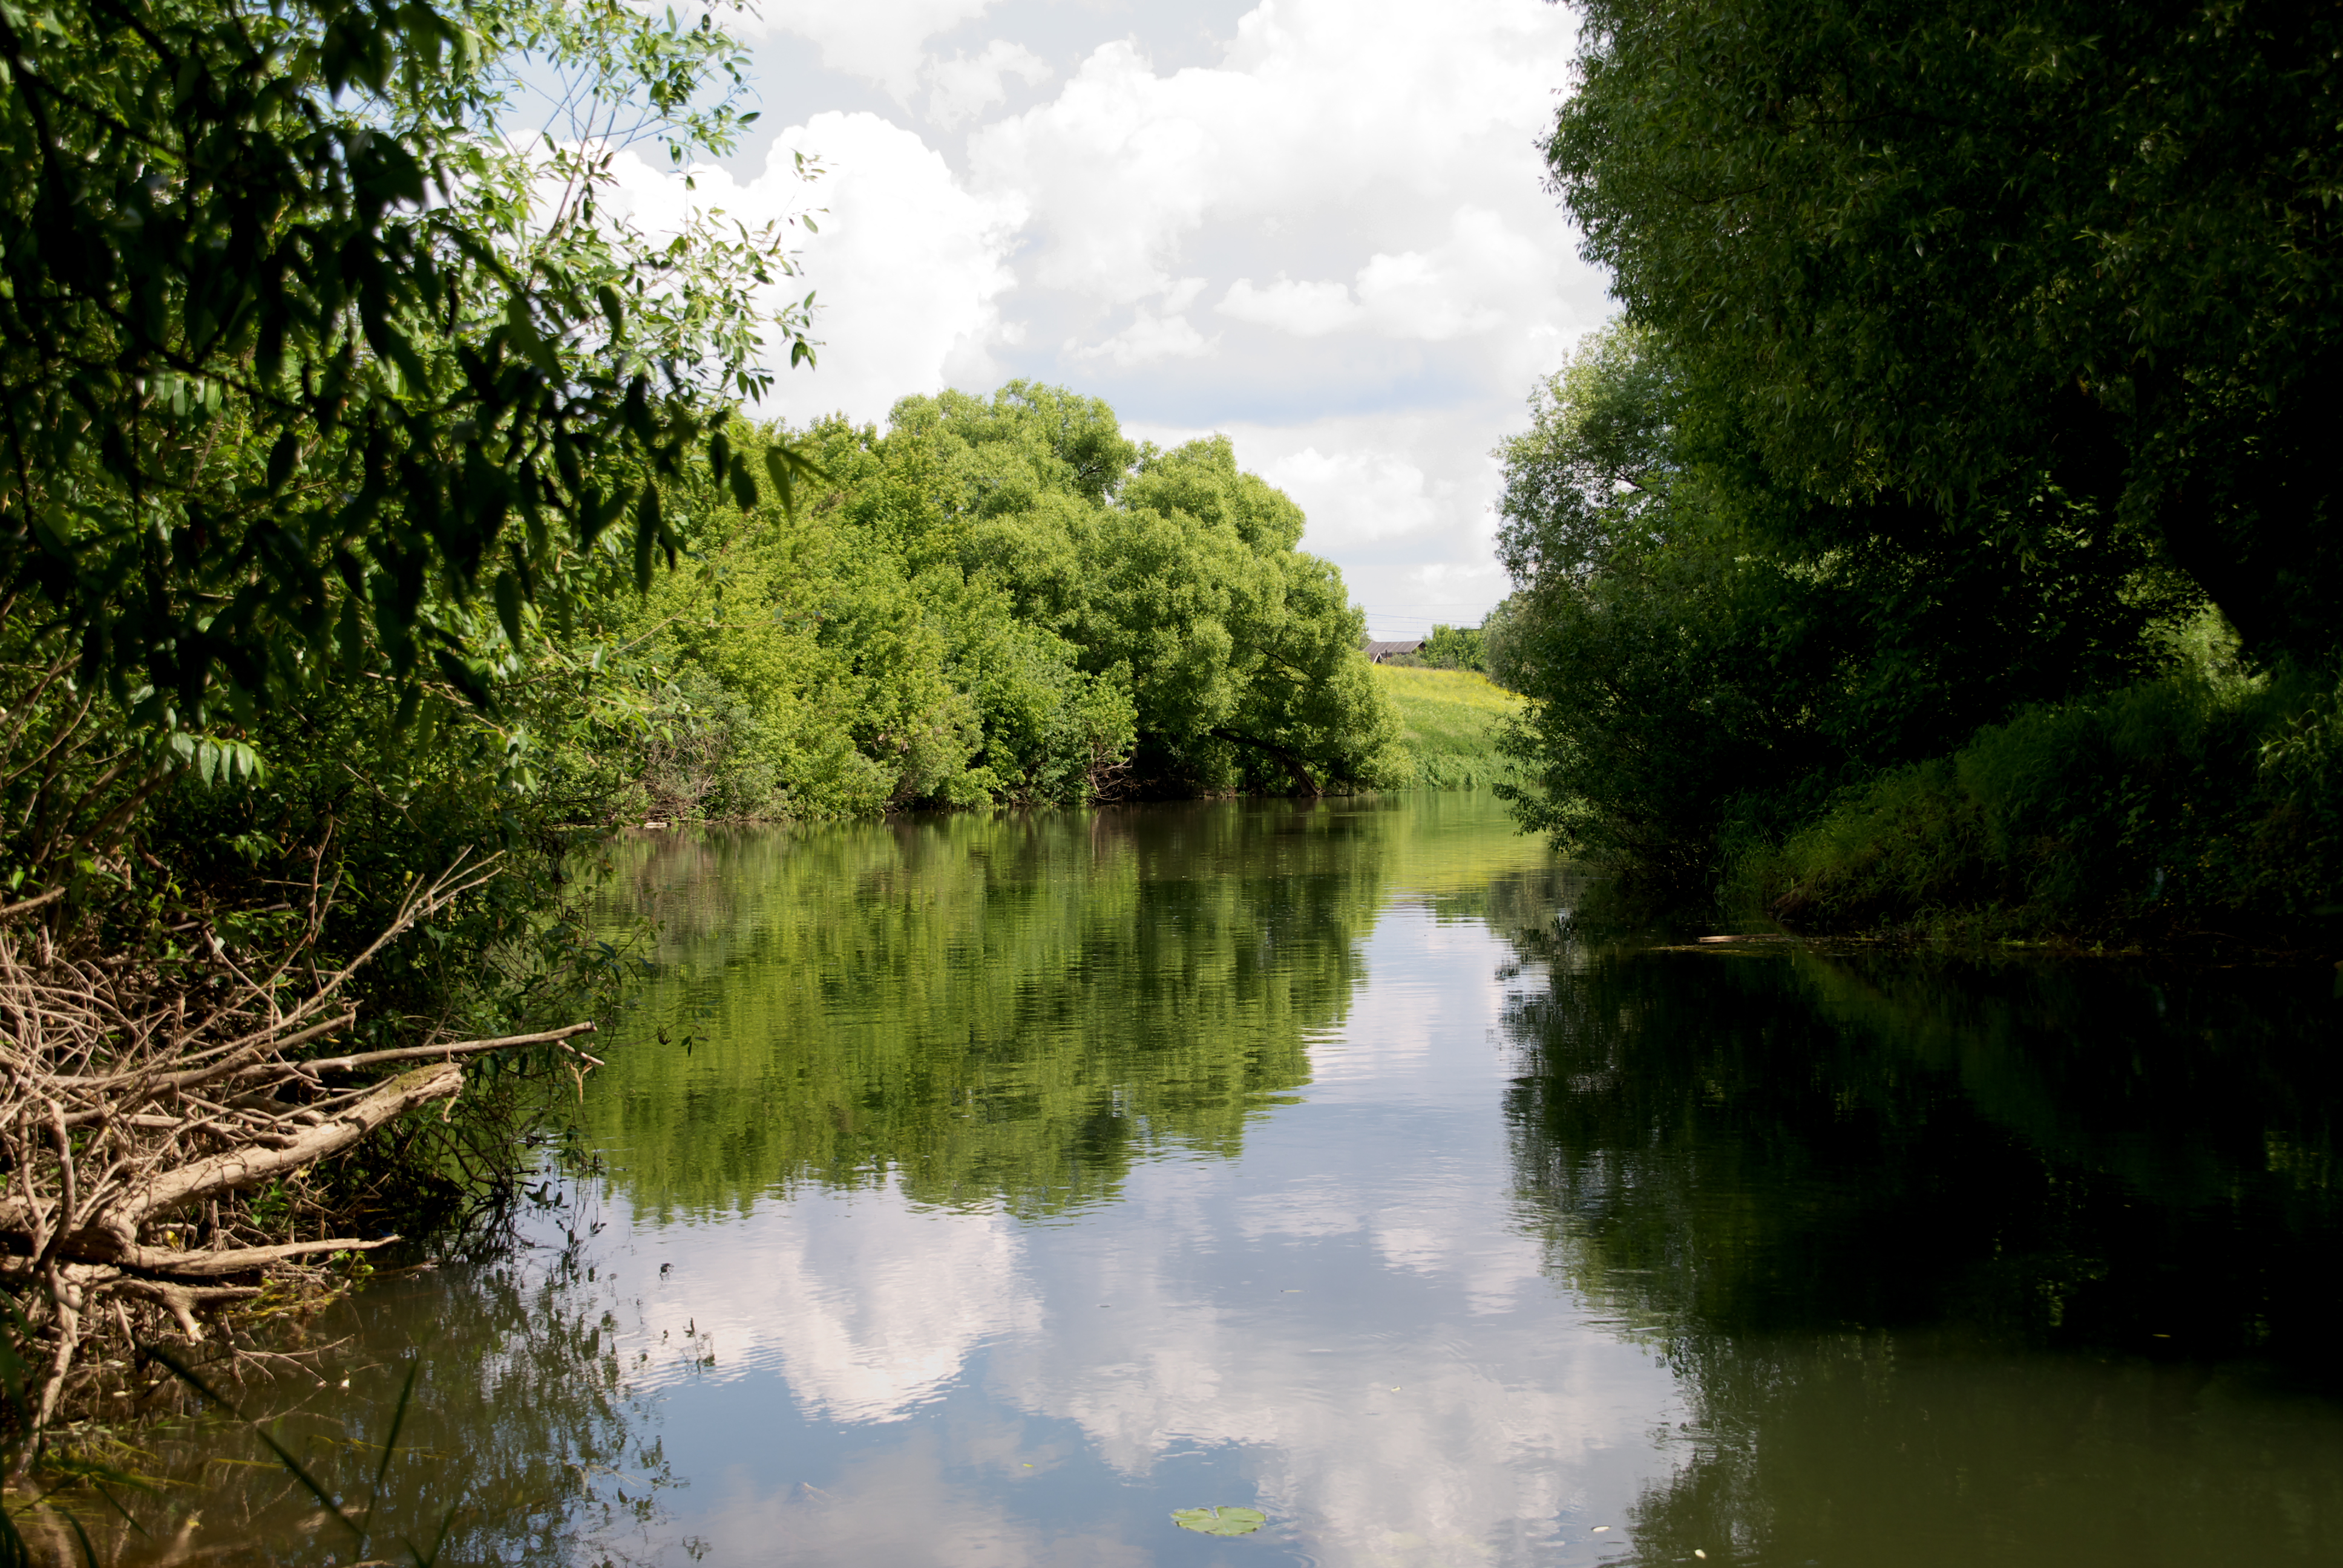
1373,665,1521,789
1743,668,2343,950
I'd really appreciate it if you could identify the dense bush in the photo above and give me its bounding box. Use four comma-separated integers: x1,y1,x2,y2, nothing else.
1758,667,2343,942
1492,325,2191,898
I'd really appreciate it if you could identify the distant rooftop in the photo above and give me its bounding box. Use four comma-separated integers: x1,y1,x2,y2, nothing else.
1363,639,1426,664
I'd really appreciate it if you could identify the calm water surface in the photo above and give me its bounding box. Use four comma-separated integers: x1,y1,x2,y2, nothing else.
111,793,2343,1566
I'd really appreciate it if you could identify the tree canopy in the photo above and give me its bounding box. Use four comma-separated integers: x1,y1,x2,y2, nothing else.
1550,0,2343,664
624,384,1404,815
0,0,813,760
1492,2,2343,927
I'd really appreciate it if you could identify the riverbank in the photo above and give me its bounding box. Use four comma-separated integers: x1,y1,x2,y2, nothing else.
1732,669,2343,956
1372,665,1521,789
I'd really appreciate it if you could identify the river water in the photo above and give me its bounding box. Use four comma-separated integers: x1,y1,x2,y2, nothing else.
105,792,2343,1566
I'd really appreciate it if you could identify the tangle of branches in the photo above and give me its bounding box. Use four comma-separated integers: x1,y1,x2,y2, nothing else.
0,858,599,1465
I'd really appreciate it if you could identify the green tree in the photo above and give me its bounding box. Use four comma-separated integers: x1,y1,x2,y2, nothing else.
0,0,816,1422
1492,324,2190,887
1548,0,2343,664
940,391,1404,795
621,384,1403,813
1419,624,1485,673
0,0,815,855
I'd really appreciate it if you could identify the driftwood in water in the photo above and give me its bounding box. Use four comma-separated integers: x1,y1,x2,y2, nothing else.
0,858,600,1458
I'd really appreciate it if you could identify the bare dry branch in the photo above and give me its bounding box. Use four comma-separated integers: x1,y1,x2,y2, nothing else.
0,858,600,1454
0,886,64,922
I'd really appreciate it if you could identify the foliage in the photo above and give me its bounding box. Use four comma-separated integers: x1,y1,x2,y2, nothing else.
942,386,1404,796
0,0,816,812
1507,1,2343,929
615,414,1136,817
1172,1507,1268,1537
1370,664,1519,790
1492,325,2191,893
1550,0,2343,666
0,0,808,1446
615,384,1403,814
1417,623,1486,673
1478,595,1528,694
1755,665,2343,941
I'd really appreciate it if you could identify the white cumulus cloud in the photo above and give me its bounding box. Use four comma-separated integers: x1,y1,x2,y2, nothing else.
747,0,1001,102
1068,308,1219,367
925,39,1053,127
1217,275,1360,337
603,113,1023,426
665,0,1607,629
1221,207,1553,345
1130,407,1516,637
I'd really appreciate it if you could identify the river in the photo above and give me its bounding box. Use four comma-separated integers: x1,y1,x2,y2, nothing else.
100,791,2343,1566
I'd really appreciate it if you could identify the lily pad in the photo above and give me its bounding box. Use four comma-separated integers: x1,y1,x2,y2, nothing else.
1172,1505,1267,1537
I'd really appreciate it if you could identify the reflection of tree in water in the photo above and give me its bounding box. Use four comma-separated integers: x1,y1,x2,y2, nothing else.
103,1232,671,1567
1499,942,2343,1566
585,800,1397,1220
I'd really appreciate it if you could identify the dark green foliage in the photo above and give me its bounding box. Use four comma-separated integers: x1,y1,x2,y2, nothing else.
0,0,808,768
1510,2,2343,929
0,0,801,1275
1550,0,2343,665
1493,326,2189,893
1761,668,2343,940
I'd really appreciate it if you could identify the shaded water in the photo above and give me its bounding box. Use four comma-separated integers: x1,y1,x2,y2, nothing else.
99,794,2343,1566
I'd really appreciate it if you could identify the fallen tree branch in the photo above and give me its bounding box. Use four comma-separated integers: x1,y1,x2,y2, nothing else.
283,1021,600,1077
0,858,603,1462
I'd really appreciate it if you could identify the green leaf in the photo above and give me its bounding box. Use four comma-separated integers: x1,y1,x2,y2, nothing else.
266,430,300,493
493,570,526,648
633,485,661,591
1171,1506,1266,1537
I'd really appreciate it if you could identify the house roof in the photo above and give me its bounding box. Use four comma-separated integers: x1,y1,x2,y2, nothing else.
1363,639,1426,662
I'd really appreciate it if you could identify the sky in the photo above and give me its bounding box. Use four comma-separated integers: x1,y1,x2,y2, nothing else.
607,0,1614,639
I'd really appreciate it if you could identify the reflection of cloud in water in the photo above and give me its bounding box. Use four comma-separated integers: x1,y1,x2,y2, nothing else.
692,1429,1152,1568
987,1156,1674,1565
684,1425,1153,1566
627,1184,1041,1422
623,907,1682,1565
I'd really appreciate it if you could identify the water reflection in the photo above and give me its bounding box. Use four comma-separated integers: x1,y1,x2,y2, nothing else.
81,794,2343,1567
1501,941,2343,1564
588,799,1404,1220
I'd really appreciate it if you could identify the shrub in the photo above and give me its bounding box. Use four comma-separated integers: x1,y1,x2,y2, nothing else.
1758,669,2343,942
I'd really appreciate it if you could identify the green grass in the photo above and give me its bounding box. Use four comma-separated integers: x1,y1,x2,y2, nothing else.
1371,665,1522,789
1737,665,2343,946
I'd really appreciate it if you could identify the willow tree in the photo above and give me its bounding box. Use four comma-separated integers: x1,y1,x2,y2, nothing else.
1549,0,2343,665
0,0,818,864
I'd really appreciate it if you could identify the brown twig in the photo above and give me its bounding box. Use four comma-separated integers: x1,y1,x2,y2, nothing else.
0,857,601,1460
